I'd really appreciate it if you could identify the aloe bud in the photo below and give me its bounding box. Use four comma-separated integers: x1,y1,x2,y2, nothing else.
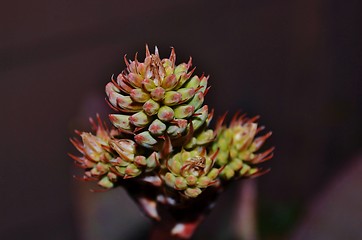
109,139,135,162
184,188,202,198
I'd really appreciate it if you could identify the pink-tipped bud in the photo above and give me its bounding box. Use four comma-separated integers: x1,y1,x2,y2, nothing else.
188,91,204,110
98,176,114,188
164,172,176,188
174,105,195,119
80,133,104,161
128,73,143,88
146,152,159,169
177,87,196,102
105,82,121,106
116,74,133,93
186,175,197,186
109,114,132,131
137,63,147,76
150,87,165,101
175,177,187,190
196,129,214,145
157,106,175,122
143,99,160,116
129,111,152,127
134,156,147,167
142,78,156,92
116,95,143,111
161,74,178,90
184,188,202,198
109,139,136,162
174,63,188,80
167,120,188,137
134,131,157,148
199,75,209,93
148,119,166,135
125,164,141,177
191,105,208,131
185,76,201,89
130,89,150,103
163,91,182,106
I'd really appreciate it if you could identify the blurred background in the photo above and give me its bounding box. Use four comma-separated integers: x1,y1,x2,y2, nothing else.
1,0,361,239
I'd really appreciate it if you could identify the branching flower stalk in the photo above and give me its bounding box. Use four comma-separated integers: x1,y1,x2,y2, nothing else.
69,46,274,239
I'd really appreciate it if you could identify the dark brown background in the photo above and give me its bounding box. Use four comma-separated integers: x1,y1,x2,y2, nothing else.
1,0,361,239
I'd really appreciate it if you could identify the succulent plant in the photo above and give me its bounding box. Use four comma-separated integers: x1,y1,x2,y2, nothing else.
69,45,274,240
212,113,274,180
108,138,159,178
69,115,118,188
105,46,211,151
164,147,221,198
